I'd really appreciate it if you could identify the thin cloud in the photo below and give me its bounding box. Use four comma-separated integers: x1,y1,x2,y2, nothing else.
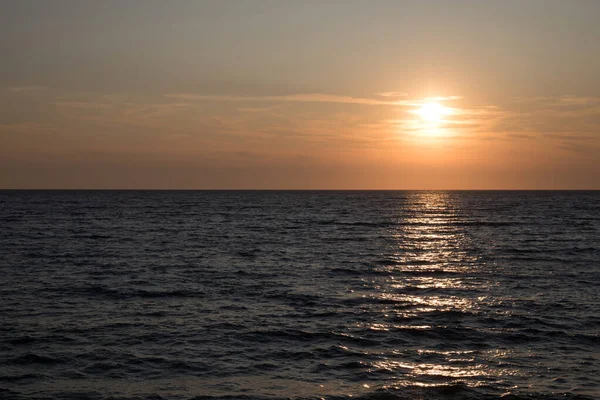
237,106,283,113
0,122,55,135
53,101,112,109
8,86,47,93
377,92,409,98
424,96,463,102
165,92,418,106
511,95,600,119
514,95,600,107
481,95,600,140
558,96,600,106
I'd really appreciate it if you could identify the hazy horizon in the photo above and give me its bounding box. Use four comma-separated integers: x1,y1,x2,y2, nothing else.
2,0,599,189
2,189,600,192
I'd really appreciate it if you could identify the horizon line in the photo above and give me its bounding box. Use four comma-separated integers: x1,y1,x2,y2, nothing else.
1,188,599,192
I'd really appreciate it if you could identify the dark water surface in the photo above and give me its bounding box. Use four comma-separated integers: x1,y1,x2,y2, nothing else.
1,191,599,400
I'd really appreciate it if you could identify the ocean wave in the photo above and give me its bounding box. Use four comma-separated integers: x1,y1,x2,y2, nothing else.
3,386,592,400
2,191,599,399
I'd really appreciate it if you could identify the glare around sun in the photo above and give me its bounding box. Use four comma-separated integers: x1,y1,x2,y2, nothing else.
415,102,452,123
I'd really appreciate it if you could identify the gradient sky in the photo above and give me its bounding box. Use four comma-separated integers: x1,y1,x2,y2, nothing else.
1,0,599,189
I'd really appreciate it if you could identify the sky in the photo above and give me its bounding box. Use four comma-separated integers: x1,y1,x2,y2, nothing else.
1,0,599,189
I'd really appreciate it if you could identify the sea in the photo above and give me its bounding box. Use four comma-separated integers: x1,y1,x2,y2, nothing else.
1,190,599,400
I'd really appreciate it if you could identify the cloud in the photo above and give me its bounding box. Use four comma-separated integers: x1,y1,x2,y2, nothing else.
165,92,420,106
382,102,510,139
53,101,112,109
558,96,600,106
511,95,600,124
377,92,409,98
424,96,463,102
0,122,55,135
237,106,282,113
8,86,47,93
121,102,192,119
473,95,600,145
514,95,599,106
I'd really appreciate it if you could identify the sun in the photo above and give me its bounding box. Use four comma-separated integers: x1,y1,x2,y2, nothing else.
415,102,452,123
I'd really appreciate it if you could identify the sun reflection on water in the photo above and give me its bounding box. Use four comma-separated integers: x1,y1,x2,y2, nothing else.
366,192,497,388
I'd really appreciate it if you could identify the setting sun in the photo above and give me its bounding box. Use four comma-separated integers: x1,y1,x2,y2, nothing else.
415,102,452,123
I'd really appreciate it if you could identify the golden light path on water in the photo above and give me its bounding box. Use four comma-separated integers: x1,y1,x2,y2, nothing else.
360,192,519,389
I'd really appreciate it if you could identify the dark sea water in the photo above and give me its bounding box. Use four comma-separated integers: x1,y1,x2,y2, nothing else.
1,191,599,400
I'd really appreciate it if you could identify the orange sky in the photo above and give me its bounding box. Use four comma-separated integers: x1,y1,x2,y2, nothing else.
1,1,599,189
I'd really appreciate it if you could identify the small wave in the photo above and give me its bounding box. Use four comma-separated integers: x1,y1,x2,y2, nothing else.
183,385,596,400
5,353,64,365
46,285,206,300
0,373,47,382
313,344,375,359
330,267,393,276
